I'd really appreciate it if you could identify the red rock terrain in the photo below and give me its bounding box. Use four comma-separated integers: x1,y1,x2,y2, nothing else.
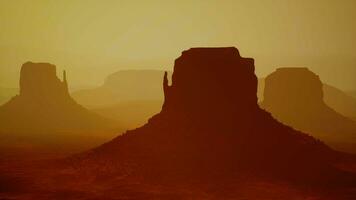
1,48,356,199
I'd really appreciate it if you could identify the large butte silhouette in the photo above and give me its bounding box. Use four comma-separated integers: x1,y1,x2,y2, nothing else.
0,62,116,136
261,68,356,153
77,47,355,185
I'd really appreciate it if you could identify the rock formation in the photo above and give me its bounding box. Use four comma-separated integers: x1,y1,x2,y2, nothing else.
261,68,356,153
19,62,69,100
77,48,355,185
257,78,356,121
0,62,116,135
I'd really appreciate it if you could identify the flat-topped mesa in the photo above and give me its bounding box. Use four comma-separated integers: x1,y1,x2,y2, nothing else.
263,67,324,111
19,62,69,100
261,67,356,153
161,47,258,123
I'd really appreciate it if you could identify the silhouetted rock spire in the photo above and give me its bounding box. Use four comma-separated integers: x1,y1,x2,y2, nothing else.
63,70,69,93
163,71,169,101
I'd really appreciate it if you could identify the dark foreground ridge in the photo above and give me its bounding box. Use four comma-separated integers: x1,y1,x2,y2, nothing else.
261,68,356,153
0,62,115,134
76,47,355,185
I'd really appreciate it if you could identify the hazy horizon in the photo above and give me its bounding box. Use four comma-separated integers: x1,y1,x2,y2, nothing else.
1,2,356,198
1,0,356,90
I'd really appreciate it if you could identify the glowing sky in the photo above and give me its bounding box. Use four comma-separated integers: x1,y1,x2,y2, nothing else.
0,0,355,90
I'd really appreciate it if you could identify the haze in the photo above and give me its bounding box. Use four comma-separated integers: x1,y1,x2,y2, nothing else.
0,0,355,90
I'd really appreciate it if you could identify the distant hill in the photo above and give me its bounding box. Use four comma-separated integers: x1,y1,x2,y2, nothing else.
0,62,121,151
72,70,171,108
261,68,356,153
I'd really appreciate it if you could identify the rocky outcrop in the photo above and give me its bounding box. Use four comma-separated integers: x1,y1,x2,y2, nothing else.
261,68,356,153
0,62,116,135
78,48,354,185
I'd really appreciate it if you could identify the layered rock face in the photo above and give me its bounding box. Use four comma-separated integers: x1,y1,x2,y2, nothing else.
261,68,356,153
81,48,352,184
0,62,114,134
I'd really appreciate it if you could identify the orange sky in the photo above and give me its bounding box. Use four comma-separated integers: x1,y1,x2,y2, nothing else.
0,0,355,90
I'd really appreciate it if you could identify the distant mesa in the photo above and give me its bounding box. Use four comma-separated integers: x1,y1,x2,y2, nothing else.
261,67,356,153
262,67,324,109
0,62,116,136
20,62,69,100
72,70,171,108
257,78,356,121
71,70,168,129
76,47,355,184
